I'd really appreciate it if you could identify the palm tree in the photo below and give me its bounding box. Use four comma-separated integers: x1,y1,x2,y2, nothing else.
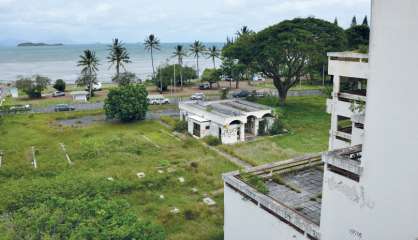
144,34,160,79
190,40,206,78
77,50,99,97
207,45,220,69
108,38,131,81
172,45,187,89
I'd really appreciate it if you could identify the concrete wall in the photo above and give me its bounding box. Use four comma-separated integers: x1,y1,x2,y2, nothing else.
321,1,418,239
224,185,309,240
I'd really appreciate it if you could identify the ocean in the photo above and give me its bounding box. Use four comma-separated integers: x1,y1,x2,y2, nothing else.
0,43,223,83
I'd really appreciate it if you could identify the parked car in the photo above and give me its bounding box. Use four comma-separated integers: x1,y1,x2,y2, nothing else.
85,82,102,92
54,104,75,112
232,90,250,98
147,95,170,105
190,93,205,101
199,83,211,90
252,74,266,81
9,104,31,112
221,75,233,81
52,91,65,97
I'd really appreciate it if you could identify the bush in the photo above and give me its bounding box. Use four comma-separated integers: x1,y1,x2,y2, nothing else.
203,136,221,146
201,69,221,88
53,79,66,91
112,72,139,86
173,120,188,133
104,84,148,122
220,88,229,100
269,118,285,135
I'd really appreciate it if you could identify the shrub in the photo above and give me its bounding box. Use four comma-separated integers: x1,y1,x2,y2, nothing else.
220,88,229,100
53,79,66,91
203,136,221,146
104,84,148,122
173,120,188,133
269,118,285,135
112,72,139,86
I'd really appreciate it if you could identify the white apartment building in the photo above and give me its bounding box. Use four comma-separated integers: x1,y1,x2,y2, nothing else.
223,1,418,239
326,52,368,150
179,99,274,144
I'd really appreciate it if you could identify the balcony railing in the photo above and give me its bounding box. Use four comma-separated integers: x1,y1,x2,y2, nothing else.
322,145,363,177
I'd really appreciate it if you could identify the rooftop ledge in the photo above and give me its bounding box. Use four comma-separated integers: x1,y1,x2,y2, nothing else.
327,51,369,59
223,153,323,239
322,145,363,176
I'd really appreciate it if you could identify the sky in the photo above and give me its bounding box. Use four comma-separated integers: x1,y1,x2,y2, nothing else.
0,0,371,45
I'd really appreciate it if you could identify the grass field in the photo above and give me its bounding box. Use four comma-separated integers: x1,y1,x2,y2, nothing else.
0,111,236,240
218,96,330,166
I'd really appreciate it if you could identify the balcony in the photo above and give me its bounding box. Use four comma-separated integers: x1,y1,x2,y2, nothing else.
322,145,363,179
327,52,368,79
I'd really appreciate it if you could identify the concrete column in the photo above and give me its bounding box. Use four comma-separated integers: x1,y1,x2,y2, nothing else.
254,119,259,136
332,75,340,98
240,124,245,142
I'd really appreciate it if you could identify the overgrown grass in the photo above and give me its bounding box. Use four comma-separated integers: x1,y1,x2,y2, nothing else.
218,96,330,166
0,111,236,240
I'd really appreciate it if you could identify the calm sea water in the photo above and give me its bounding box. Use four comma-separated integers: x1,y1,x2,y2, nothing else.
0,43,223,83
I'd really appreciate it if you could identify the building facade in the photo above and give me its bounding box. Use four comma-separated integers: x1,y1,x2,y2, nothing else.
179,99,274,144
326,52,368,150
223,1,418,239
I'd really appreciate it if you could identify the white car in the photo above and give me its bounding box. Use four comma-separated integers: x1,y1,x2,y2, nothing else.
190,93,205,101
148,95,170,105
52,91,65,97
252,74,266,81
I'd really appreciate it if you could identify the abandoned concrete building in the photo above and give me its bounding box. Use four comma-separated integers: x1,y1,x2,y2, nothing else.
179,99,274,144
223,1,418,239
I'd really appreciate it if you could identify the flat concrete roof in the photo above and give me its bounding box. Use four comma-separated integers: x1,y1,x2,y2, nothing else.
223,154,323,237
180,99,272,119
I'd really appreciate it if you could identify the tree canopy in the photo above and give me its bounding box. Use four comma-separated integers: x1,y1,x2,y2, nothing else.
225,17,347,104
53,79,66,92
155,64,197,91
346,24,370,50
104,84,148,122
16,75,51,98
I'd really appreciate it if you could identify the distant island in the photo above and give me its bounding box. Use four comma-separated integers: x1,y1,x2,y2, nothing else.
17,42,64,47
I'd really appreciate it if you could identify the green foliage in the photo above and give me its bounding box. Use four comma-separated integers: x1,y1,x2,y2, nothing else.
53,79,66,91
77,49,99,97
203,136,221,146
346,25,370,50
240,173,269,194
220,88,229,100
174,120,188,133
201,69,221,87
104,84,148,122
229,17,347,105
15,75,51,98
322,85,333,98
108,38,131,78
160,115,177,128
190,41,206,77
11,196,165,240
112,72,139,86
155,64,197,91
269,118,285,135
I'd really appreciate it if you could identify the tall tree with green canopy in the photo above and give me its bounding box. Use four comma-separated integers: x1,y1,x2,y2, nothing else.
76,49,99,97
351,16,358,27
155,64,197,91
334,17,338,26
16,75,51,98
172,45,187,89
190,40,206,78
144,34,160,79
236,25,253,37
346,24,370,50
207,45,220,69
108,38,131,81
251,18,347,105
